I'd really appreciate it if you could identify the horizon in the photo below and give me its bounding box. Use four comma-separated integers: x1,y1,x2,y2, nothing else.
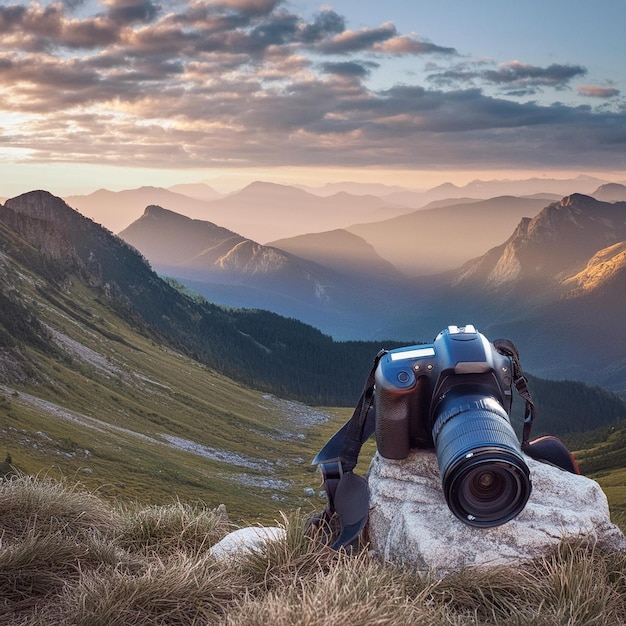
1,1,625,196
3,170,626,200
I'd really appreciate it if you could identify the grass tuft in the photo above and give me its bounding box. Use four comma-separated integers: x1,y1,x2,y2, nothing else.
116,500,232,557
0,473,117,547
1,476,625,625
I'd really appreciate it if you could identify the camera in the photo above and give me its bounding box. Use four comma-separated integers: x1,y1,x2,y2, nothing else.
375,324,532,527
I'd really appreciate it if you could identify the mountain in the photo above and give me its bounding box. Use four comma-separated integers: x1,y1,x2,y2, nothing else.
453,194,626,290
267,229,405,282
297,181,410,197
197,181,410,243
65,186,214,233
166,182,222,202
120,204,270,270
347,196,549,276
429,175,609,199
383,176,609,208
66,182,411,243
119,206,413,338
592,183,626,203
400,194,626,393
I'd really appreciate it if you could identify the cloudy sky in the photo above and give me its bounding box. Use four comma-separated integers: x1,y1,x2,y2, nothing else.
1,0,625,194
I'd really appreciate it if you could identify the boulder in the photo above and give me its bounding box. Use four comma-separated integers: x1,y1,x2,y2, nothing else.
366,450,626,577
210,526,286,563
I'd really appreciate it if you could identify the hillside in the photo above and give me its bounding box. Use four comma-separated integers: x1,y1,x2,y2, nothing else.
0,198,339,517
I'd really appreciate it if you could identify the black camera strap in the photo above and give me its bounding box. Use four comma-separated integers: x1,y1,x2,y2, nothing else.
492,338,536,445
494,341,580,474
311,349,386,549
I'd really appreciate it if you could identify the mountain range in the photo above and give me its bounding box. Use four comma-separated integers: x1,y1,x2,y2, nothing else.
113,184,626,396
67,181,411,241
119,205,410,336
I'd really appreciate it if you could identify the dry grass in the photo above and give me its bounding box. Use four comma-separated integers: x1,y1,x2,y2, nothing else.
1,475,625,626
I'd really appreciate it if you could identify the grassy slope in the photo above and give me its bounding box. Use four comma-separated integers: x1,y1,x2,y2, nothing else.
569,422,626,517
0,274,349,523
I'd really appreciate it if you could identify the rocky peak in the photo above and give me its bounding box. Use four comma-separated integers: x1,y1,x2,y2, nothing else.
453,194,626,289
558,193,592,207
1,191,84,261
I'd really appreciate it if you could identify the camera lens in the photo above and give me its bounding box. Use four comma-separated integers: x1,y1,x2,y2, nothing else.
432,390,531,527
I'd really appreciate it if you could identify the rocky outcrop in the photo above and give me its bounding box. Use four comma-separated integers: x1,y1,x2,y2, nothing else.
453,194,626,290
367,450,626,577
1,191,81,262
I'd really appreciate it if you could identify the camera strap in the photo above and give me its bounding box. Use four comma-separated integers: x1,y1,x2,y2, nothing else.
311,349,387,549
492,339,579,474
492,338,536,445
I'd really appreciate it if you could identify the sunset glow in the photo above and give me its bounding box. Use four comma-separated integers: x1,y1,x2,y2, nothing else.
1,0,625,196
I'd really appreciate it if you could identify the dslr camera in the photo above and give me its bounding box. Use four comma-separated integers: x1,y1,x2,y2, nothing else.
375,324,531,527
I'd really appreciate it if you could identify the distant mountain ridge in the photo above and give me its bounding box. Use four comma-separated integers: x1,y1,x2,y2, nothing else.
402,194,626,392
199,181,409,243
116,190,626,393
119,205,413,337
453,194,626,290
65,182,411,242
66,186,214,233
347,196,550,275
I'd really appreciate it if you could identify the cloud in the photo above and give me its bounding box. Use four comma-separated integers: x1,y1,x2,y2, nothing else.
321,60,378,79
0,0,624,174
104,0,161,24
428,60,587,94
577,85,620,99
373,35,457,56
316,22,398,54
482,61,587,89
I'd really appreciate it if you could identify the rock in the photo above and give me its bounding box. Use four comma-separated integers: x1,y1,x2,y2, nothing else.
366,450,626,577
209,526,286,563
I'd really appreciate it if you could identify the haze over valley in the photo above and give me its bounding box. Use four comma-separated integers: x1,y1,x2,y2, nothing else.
62,175,626,397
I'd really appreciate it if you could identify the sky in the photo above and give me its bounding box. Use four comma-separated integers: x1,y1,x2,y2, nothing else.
1,0,625,195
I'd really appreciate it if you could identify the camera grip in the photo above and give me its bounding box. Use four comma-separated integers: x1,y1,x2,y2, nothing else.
375,386,413,459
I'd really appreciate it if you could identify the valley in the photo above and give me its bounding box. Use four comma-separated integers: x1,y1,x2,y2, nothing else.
0,179,625,522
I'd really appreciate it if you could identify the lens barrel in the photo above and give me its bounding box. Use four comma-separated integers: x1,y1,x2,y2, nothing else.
432,392,531,527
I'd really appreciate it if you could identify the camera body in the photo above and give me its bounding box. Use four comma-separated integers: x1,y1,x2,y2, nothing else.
375,325,531,527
